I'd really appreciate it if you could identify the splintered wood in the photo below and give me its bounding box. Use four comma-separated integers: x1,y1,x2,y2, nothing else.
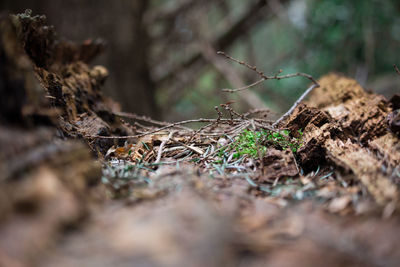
285,73,400,206
9,10,134,154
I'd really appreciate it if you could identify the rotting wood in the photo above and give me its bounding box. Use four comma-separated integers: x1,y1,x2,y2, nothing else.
0,11,106,266
8,10,135,154
284,73,400,206
258,148,298,182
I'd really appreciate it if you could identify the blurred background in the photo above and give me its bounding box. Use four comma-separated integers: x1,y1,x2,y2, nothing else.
1,0,399,121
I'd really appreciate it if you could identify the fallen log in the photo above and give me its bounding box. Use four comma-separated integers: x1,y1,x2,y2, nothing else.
284,74,400,206
7,10,134,154
0,10,119,266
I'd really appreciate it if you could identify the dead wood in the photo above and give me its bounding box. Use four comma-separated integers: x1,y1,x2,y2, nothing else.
284,73,400,206
258,148,298,182
6,10,135,154
0,11,113,265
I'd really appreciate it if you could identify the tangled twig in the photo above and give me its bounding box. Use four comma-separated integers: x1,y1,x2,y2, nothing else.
217,51,320,127
86,117,273,139
217,51,319,93
89,51,319,146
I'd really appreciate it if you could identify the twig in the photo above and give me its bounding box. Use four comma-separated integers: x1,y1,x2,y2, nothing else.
189,122,215,142
171,137,204,155
272,84,319,127
189,120,247,140
222,78,265,93
216,51,320,128
217,51,319,85
220,102,245,120
200,41,266,109
188,106,222,142
86,118,246,139
227,121,251,136
114,111,192,131
200,141,233,162
155,131,175,164
273,176,280,187
215,106,223,122
394,64,400,76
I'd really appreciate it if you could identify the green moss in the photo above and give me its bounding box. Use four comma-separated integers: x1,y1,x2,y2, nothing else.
232,129,266,158
265,128,303,153
231,128,303,159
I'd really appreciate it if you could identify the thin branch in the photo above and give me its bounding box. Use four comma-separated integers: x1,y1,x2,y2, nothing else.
155,131,175,164
217,51,319,85
113,111,192,131
272,84,319,127
200,41,266,109
86,118,246,139
188,106,222,142
394,64,400,76
189,122,215,141
171,137,204,155
291,149,300,175
222,78,265,93
220,102,245,120
216,51,320,128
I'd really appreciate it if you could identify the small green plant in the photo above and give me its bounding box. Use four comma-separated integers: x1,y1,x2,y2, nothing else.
233,129,266,159
231,128,303,159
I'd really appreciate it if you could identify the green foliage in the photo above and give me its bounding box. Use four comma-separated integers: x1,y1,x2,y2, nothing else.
233,129,267,158
231,128,303,159
302,0,400,75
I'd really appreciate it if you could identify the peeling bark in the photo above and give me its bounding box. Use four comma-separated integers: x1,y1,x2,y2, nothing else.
284,74,400,205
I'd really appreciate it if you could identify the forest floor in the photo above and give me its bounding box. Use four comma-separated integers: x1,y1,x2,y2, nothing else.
1,10,400,267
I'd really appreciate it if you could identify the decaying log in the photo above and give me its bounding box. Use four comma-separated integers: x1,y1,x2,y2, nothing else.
284,74,400,206
7,10,135,154
0,10,115,266
259,148,298,182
